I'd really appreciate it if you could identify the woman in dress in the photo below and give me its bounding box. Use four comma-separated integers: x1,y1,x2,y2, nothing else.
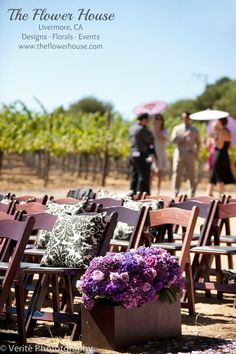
207,117,235,197
205,122,217,172
151,114,168,194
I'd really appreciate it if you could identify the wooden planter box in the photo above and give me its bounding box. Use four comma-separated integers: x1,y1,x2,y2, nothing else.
81,297,181,350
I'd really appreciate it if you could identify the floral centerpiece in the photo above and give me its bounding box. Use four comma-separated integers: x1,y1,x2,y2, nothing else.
77,247,184,310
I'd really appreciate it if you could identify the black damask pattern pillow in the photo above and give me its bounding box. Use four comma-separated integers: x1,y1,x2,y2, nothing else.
40,213,106,268
36,200,87,249
123,199,164,211
45,200,87,215
113,222,134,241
36,230,52,249
120,199,164,241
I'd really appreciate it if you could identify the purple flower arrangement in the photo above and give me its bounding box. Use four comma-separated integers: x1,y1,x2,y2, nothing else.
77,247,184,310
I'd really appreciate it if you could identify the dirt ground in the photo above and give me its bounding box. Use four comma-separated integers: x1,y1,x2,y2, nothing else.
0,155,236,354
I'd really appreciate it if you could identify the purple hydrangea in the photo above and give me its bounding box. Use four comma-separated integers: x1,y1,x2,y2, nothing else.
77,246,184,310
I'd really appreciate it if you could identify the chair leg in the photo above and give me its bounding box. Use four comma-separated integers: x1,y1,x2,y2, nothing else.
64,275,79,341
14,275,27,344
51,275,61,328
192,254,212,298
71,309,81,341
26,274,50,336
226,243,234,269
215,255,223,300
183,262,195,316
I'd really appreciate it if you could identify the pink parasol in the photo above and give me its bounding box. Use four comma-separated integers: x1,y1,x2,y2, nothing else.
133,100,168,115
207,116,236,145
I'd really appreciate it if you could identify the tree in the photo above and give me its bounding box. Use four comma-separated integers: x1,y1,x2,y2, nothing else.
195,78,236,117
67,96,113,115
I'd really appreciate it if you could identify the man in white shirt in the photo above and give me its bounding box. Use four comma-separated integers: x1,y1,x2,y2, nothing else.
171,112,200,197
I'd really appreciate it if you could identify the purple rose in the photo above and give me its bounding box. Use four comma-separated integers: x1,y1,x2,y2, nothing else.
110,272,120,282
142,283,152,292
134,254,145,264
91,270,104,281
120,272,130,282
145,256,157,267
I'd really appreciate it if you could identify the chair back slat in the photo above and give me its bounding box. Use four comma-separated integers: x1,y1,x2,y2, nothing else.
16,202,46,213
21,212,57,232
98,212,118,256
0,199,16,214
0,216,35,309
172,199,219,246
93,198,124,208
50,197,79,204
102,205,148,250
12,195,48,204
218,202,236,220
148,206,199,273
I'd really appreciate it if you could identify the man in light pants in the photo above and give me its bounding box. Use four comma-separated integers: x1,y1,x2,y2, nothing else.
171,111,200,197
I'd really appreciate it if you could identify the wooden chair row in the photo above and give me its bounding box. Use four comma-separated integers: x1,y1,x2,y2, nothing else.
2,190,235,344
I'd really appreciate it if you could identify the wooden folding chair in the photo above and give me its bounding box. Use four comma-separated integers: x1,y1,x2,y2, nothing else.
143,194,187,238
0,216,35,344
1,212,58,326
144,193,186,203
15,202,46,213
92,197,124,208
0,199,17,215
12,194,48,205
101,205,149,252
23,211,118,339
147,199,219,254
218,197,236,269
147,206,199,315
49,197,81,204
191,201,236,306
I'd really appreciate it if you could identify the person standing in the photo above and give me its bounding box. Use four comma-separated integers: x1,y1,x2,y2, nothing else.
129,113,155,194
151,114,168,194
171,111,200,197
205,122,217,172
207,118,235,197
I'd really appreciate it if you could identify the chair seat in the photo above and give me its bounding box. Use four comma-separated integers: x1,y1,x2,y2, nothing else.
24,266,85,275
24,248,45,256
173,233,200,241
220,235,236,243
190,246,236,255
110,239,129,246
0,261,41,269
29,235,37,242
152,242,182,250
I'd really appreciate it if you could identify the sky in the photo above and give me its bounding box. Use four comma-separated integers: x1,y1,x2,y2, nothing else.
0,0,236,119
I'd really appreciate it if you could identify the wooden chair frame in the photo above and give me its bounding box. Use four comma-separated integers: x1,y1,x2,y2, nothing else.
191,202,236,305
101,205,149,252
147,206,199,315
0,215,35,344
23,211,118,338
